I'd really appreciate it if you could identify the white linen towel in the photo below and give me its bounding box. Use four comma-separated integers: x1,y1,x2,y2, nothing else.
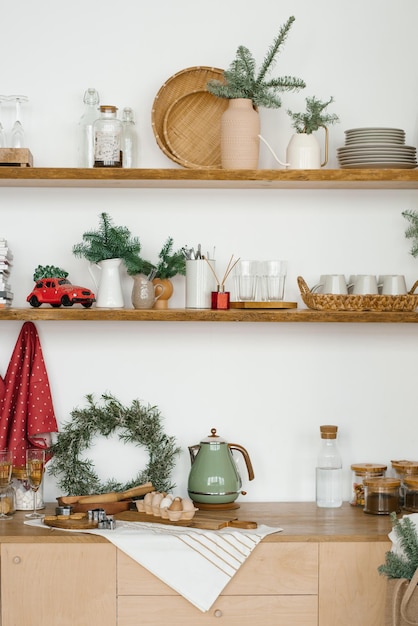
26,519,281,611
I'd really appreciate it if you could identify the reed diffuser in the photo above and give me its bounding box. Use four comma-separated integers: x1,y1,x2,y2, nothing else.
204,254,240,310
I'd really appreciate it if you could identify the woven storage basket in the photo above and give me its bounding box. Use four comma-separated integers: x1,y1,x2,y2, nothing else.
163,90,228,169
298,276,418,312
152,66,225,168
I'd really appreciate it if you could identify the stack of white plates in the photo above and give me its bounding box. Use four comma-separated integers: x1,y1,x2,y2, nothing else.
337,127,417,169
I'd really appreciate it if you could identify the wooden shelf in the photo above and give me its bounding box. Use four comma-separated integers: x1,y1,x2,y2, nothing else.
0,167,418,189
1,307,418,323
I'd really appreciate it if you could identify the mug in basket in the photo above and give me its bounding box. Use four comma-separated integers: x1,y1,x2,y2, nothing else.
378,274,407,295
351,275,379,295
311,274,348,295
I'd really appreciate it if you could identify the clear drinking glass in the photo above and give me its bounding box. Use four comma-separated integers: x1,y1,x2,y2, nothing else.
0,96,7,147
9,95,28,148
234,260,259,301
25,448,45,519
260,260,287,301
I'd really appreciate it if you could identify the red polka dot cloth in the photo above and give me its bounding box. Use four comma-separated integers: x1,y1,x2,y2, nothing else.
0,322,58,466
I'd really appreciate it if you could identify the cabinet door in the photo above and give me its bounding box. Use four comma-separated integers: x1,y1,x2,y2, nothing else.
1,543,116,626
319,542,390,626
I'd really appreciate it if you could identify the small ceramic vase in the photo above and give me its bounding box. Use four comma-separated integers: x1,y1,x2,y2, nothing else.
220,98,260,169
131,274,164,309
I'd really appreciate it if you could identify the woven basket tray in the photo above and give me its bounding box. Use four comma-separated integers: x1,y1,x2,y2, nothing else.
298,276,418,312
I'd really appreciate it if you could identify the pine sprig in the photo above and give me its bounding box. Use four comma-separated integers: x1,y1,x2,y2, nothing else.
403,210,418,258
287,96,339,134
48,393,180,495
379,513,418,580
207,16,305,109
73,212,142,264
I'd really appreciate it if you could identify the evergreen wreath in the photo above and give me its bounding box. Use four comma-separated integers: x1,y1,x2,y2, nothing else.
48,393,180,496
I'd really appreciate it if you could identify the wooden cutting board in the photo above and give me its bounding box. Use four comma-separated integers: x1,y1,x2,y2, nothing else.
230,301,297,309
43,518,99,530
113,510,257,530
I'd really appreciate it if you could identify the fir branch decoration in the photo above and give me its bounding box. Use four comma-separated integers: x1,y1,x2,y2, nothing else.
207,16,305,108
403,209,418,258
154,237,186,279
287,96,339,134
379,513,418,580
48,393,181,495
33,265,69,280
72,212,142,264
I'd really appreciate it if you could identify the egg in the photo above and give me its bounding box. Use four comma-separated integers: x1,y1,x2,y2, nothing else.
144,490,156,514
181,498,195,511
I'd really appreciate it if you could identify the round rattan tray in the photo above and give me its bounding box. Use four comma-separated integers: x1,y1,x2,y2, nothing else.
163,90,228,169
298,276,418,312
151,66,225,168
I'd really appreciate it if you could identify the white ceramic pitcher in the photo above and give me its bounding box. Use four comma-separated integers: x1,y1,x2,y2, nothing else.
88,257,124,308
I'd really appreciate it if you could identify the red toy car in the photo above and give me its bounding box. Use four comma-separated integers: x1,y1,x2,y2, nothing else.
27,278,95,308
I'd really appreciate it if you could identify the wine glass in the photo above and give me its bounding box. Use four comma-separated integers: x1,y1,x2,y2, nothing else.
25,448,45,519
9,95,28,148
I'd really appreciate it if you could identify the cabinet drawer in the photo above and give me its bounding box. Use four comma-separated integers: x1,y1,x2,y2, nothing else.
118,595,318,626
117,543,318,596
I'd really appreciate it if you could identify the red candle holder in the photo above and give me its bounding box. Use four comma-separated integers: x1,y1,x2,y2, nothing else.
211,290,230,310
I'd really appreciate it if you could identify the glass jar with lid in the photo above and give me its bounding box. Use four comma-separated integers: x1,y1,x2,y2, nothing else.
12,465,44,511
350,463,387,507
391,460,418,505
363,477,401,515
403,478,418,512
93,105,123,168
0,483,16,517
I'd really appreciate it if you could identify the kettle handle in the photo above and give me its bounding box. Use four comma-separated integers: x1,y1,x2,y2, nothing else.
228,444,255,481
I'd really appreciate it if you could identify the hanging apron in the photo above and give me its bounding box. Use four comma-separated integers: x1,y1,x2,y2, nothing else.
0,321,58,466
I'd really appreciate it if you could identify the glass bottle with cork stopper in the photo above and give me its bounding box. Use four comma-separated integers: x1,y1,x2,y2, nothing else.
350,463,387,507
316,424,343,508
94,105,123,168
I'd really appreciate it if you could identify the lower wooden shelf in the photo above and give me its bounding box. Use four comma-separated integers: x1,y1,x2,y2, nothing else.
0,307,417,323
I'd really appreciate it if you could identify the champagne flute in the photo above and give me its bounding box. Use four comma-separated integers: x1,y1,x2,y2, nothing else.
25,448,45,519
0,449,13,520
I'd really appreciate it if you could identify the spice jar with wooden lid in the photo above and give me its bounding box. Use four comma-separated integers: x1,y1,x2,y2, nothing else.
363,477,400,515
391,460,418,505
402,478,418,512
350,463,387,507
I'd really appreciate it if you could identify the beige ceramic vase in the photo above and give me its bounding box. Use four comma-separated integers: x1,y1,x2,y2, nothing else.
152,278,173,309
220,98,260,169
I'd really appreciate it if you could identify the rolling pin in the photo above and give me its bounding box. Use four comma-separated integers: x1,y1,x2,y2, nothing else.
60,482,155,505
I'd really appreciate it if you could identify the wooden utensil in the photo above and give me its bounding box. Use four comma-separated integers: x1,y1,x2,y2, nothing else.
58,482,155,505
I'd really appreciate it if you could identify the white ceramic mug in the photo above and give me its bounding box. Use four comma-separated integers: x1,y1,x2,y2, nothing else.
352,275,379,295
312,274,348,294
378,274,407,295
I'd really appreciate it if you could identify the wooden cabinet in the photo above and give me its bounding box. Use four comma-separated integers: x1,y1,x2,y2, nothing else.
117,544,318,625
1,542,117,626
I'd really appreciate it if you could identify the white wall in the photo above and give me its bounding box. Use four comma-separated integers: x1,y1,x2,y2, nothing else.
1,0,418,503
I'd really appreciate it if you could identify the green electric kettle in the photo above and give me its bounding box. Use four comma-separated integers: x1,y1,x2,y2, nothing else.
187,428,255,507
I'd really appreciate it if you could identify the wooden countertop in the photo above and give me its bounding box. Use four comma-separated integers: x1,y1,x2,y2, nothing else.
0,502,393,544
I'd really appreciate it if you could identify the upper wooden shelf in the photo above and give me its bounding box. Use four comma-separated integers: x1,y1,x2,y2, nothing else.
1,307,418,323
1,167,418,189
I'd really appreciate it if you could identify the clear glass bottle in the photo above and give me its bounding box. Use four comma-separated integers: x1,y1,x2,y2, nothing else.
122,107,138,168
94,105,123,168
316,424,343,508
78,88,100,168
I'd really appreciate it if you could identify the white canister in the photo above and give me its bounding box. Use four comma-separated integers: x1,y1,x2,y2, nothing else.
186,260,216,308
